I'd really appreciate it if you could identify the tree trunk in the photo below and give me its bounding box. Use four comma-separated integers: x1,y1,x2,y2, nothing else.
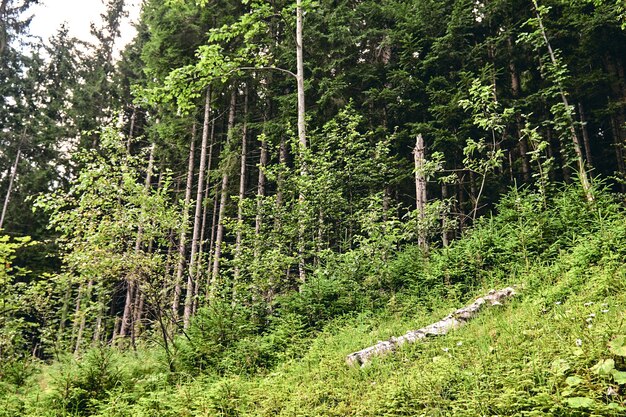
234,85,249,284
194,113,217,314
441,183,449,247
0,127,26,230
117,281,134,344
209,89,237,301
413,134,428,251
255,134,268,238
126,105,137,152
74,279,94,354
204,185,220,301
296,0,308,286
533,2,593,201
130,142,155,343
346,287,516,367
184,88,212,329
578,102,594,167
611,116,626,191
0,0,9,56
172,124,196,322
507,39,531,182
118,143,155,343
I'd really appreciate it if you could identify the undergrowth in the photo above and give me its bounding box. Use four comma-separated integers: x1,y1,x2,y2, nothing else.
2,184,626,416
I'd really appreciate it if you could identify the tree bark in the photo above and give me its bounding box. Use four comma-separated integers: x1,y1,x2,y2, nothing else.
533,2,593,201
255,134,268,238
296,0,308,286
172,123,196,322
118,143,155,343
0,127,26,230
441,183,449,247
413,134,428,251
346,287,516,367
234,85,249,284
74,279,94,354
507,40,531,182
209,89,237,300
184,88,212,329
194,111,217,314
577,102,594,167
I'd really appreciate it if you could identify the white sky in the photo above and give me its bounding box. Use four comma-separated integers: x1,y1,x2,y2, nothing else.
29,0,142,53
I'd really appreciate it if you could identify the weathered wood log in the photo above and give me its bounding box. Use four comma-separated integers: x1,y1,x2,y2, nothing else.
346,287,516,367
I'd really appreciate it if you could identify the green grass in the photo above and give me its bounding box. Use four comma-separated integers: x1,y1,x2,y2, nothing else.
3,188,626,417
34,244,621,417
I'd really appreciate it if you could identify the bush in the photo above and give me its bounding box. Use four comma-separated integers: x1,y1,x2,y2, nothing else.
177,300,254,374
278,270,366,329
45,347,126,416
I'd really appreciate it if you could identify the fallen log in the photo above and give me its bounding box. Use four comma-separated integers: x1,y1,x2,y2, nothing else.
346,287,516,367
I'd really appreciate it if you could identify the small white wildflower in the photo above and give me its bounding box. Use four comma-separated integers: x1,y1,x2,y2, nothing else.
584,302,594,307
586,317,593,323
457,341,463,346
588,313,596,318
587,324,593,329
442,347,449,353
602,303,609,307
555,301,562,305
602,309,609,313
576,339,583,347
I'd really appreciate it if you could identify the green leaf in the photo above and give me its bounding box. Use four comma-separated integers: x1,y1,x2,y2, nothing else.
608,335,626,357
565,376,583,387
565,397,595,408
611,370,626,385
551,359,570,375
608,403,626,412
591,359,615,376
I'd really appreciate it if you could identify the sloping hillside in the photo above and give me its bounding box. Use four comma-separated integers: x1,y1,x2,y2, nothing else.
2,186,626,417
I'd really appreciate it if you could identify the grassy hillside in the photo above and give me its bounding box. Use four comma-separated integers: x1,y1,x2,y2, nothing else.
2,185,626,416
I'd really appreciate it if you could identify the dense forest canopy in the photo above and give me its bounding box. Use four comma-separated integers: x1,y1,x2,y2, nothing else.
1,1,626,414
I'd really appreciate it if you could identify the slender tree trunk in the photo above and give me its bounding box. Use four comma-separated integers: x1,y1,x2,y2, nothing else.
441,183,449,247
127,106,137,152
209,89,237,301
118,143,155,343
92,293,105,346
204,185,219,301
255,136,268,238
118,281,134,344
74,279,94,354
131,288,144,350
193,115,216,314
131,143,155,344
0,127,26,230
611,116,626,191
413,134,428,251
296,0,308,286
578,102,594,167
0,0,9,56
508,39,531,182
457,172,466,231
533,1,593,201
234,86,249,284
172,124,196,322
184,88,212,329
276,137,288,210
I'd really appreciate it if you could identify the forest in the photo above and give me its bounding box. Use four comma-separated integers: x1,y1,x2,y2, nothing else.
1,0,626,415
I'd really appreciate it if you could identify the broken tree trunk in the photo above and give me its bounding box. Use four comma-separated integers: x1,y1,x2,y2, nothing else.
413,134,427,251
346,287,516,367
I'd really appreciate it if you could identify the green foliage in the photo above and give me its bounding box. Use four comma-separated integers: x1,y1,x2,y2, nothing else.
178,300,255,373
0,234,36,374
